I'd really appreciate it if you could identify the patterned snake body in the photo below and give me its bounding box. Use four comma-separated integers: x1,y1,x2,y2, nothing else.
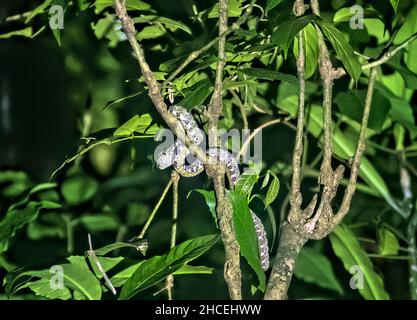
156,105,269,271
156,106,240,182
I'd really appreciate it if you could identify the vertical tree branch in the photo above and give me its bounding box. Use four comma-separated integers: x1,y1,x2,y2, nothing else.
265,0,307,300
316,28,334,182
288,0,306,222
264,223,308,299
206,0,242,300
334,67,377,224
209,167,242,299
166,171,180,300
207,0,228,147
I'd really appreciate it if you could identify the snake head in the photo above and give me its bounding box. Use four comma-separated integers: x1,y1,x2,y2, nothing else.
156,149,174,169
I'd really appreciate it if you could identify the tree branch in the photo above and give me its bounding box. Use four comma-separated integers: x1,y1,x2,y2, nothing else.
288,0,306,222
237,117,290,160
264,223,308,299
265,0,307,300
114,0,209,165
337,33,417,77
165,171,180,300
333,67,377,225
208,166,242,299
137,177,173,239
205,0,243,300
362,33,417,70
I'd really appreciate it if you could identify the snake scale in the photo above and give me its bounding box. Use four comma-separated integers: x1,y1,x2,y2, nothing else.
156,105,269,271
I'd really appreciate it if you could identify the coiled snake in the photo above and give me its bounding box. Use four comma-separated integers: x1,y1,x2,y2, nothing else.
156,105,269,271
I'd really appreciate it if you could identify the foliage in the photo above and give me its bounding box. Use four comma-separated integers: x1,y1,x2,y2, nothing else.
0,0,417,300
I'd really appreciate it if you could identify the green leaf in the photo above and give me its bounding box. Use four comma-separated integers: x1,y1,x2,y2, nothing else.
111,263,211,288
387,60,417,90
238,68,298,87
329,225,390,300
61,176,98,205
394,3,417,44
113,114,159,137
207,0,242,18
190,189,218,227
92,13,125,48
0,27,33,39
265,176,280,208
119,235,219,299
25,0,53,23
364,19,389,45
94,0,151,14
133,16,192,35
294,247,344,294
0,255,16,272
51,27,62,47
0,200,60,254
293,24,319,79
375,83,417,139
266,0,283,11
228,191,266,292
27,213,65,240
178,79,213,108
377,227,400,256
0,171,32,198
223,79,256,90
390,0,400,13
250,194,277,250
76,215,119,232
172,265,214,275
8,259,103,300
94,241,148,256
333,7,380,24
316,20,362,81
261,171,270,189
137,25,166,41
25,278,74,300
334,90,391,131
235,171,259,199
271,15,316,58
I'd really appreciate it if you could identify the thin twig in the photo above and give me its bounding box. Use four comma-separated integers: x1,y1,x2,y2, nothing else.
334,67,378,224
236,118,289,160
137,177,173,239
207,0,229,147
86,234,117,295
165,171,180,300
362,33,417,70
337,33,417,78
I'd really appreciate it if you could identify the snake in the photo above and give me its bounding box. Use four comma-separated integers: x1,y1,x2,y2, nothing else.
156,105,269,271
